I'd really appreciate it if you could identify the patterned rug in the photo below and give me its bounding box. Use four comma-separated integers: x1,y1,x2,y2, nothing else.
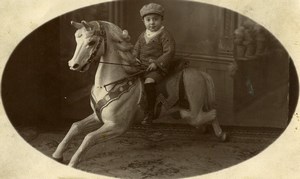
19,124,283,179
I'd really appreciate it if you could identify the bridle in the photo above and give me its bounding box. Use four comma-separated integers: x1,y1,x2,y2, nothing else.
83,21,146,90
86,21,107,65
86,21,145,68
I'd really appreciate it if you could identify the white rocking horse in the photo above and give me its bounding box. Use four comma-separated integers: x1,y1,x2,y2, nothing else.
52,20,227,167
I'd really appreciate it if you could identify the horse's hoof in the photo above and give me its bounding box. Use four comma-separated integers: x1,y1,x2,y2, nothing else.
52,156,64,164
217,132,228,142
68,161,78,168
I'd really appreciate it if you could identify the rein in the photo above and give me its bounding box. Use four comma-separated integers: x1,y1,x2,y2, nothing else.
103,70,145,91
98,61,146,92
98,61,146,67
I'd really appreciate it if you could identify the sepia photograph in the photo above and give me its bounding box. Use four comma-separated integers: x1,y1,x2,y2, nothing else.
0,0,299,178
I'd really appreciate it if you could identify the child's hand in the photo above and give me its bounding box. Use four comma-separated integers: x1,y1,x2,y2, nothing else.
147,63,157,71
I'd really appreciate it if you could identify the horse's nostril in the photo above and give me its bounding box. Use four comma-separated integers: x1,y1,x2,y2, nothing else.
73,64,79,69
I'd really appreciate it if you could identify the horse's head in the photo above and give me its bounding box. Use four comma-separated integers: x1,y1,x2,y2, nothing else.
68,20,106,72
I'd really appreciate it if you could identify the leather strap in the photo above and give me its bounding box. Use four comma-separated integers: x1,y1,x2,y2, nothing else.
91,78,137,120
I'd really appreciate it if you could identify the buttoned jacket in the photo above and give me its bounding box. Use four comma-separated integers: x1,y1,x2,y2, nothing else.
133,29,176,74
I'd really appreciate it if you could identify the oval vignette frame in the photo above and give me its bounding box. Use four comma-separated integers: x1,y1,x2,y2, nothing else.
0,0,299,178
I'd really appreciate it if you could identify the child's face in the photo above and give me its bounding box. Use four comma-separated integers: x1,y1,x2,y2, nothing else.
143,14,163,32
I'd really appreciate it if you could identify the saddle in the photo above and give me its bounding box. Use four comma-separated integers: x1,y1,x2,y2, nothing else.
138,60,190,117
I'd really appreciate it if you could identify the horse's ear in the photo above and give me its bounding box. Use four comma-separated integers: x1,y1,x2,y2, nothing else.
122,30,131,41
71,21,83,29
81,20,91,31
122,30,128,37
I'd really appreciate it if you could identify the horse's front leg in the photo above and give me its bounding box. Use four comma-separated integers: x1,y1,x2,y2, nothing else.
68,122,128,167
52,113,101,162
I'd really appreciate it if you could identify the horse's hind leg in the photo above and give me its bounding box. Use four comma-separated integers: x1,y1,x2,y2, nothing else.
181,102,226,141
52,113,102,161
68,122,127,167
190,106,226,141
180,68,226,141
211,118,227,141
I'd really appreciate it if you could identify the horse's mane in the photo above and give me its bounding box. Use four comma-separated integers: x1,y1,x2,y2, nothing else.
100,21,136,66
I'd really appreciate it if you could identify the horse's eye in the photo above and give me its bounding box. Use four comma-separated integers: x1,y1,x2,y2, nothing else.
88,40,96,46
76,32,82,38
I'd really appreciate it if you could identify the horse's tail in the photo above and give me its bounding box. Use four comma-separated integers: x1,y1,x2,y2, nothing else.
200,71,216,111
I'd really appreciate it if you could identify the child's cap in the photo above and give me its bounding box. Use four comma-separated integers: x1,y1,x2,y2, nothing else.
140,3,164,18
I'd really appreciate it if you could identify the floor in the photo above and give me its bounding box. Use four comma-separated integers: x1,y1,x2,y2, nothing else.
19,124,283,179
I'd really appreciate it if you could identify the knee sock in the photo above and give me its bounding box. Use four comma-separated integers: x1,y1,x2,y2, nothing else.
144,83,156,114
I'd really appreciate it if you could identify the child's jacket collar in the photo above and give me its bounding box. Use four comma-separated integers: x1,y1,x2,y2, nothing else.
145,26,164,43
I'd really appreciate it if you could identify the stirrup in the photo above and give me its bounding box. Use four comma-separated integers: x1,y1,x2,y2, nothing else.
141,120,152,125
141,113,154,125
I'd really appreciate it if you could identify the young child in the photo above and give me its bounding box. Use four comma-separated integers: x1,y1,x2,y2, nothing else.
133,3,176,125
